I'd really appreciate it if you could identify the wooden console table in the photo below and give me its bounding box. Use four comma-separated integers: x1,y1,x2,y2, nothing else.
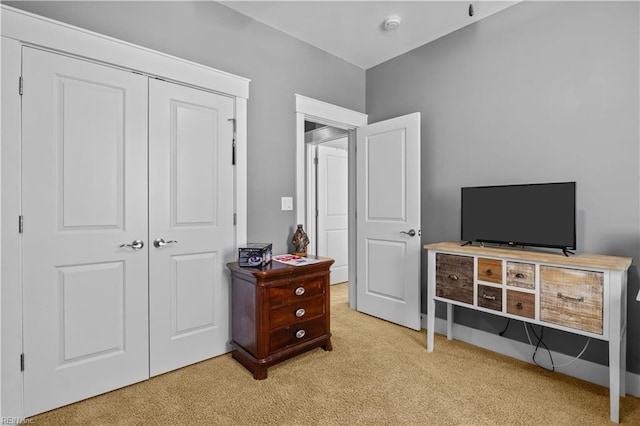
227,256,333,379
425,242,632,423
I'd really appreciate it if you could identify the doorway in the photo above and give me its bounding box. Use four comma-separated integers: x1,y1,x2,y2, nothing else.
294,95,421,330
305,122,349,284
294,94,367,308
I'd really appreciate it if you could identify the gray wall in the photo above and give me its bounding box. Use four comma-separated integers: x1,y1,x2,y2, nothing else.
367,1,640,371
5,1,365,255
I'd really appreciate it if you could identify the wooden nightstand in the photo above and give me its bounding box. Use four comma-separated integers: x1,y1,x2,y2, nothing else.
227,256,334,379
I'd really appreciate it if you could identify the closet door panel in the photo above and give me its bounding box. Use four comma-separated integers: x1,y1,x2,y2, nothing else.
21,47,149,416
149,79,235,376
59,77,124,228
174,103,218,225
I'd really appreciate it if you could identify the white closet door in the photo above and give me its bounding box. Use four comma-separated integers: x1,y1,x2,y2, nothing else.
148,79,235,376
317,143,349,284
21,47,149,416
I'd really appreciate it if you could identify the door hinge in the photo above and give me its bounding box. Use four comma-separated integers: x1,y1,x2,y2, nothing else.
19,76,23,96
228,118,237,165
232,141,236,166
233,213,237,226
20,353,24,372
18,215,23,233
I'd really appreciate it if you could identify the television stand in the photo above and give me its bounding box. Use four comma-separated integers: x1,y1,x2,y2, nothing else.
563,248,575,257
425,242,632,423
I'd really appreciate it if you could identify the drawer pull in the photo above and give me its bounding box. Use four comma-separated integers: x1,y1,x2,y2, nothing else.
557,292,584,303
515,273,525,279
516,302,523,309
482,293,496,301
295,308,306,318
294,286,305,296
486,269,493,276
295,329,306,339
448,274,459,281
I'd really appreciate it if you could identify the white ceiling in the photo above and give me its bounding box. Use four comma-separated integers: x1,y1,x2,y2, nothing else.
219,1,520,69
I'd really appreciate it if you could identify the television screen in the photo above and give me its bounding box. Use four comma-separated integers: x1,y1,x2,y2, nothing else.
461,182,576,251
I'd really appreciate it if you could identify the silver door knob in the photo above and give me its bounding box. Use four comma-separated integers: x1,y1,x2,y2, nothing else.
119,239,144,250
400,229,416,237
153,238,178,248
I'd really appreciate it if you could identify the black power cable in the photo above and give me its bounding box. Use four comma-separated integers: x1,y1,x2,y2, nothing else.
500,319,590,372
527,324,555,371
498,318,511,336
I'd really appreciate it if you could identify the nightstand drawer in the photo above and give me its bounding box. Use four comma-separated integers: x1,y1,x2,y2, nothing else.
507,262,535,289
506,290,535,319
478,285,502,311
478,258,502,284
268,275,324,306
270,317,326,353
435,253,473,304
270,295,325,330
540,266,603,334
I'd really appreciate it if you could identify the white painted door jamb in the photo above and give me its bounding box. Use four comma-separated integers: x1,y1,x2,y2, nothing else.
294,94,367,309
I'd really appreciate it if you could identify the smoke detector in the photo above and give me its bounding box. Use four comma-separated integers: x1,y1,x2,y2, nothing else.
383,16,401,31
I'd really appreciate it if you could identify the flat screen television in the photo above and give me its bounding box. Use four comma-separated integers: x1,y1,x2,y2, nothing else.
461,182,576,253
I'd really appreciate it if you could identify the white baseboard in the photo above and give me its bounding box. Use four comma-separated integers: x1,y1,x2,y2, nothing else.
421,314,640,398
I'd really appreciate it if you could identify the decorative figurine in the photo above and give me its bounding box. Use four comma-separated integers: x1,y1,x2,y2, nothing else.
291,224,310,256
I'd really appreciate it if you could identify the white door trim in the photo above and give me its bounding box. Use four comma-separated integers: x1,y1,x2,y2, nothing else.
294,94,367,309
0,35,24,421
306,144,318,255
1,5,249,419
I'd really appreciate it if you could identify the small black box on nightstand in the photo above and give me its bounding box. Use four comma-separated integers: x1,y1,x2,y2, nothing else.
238,243,272,267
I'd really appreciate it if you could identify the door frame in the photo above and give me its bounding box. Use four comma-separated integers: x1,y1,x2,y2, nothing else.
294,95,367,308
0,5,249,419
306,144,319,255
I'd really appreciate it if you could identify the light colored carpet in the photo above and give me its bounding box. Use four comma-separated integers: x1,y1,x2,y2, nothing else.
30,283,640,425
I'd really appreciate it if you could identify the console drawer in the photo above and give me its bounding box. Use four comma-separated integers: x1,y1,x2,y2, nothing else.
478,285,502,311
540,266,603,334
477,258,502,284
506,290,535,319
507,262,535,290
435,253,473,305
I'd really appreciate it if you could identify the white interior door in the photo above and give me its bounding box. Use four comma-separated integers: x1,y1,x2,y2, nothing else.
21,47,149,416
148,79,235,376
356,113,421,330
317,143,349,284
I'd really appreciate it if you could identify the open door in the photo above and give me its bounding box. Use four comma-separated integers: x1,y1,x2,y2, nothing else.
356,113,421,330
